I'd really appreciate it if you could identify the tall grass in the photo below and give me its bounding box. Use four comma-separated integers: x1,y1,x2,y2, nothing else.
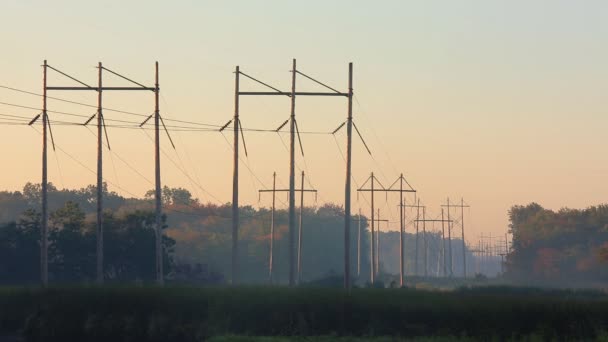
1,286,607,341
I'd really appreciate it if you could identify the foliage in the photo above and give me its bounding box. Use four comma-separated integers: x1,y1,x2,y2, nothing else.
507,203,608,284
0,201,175,284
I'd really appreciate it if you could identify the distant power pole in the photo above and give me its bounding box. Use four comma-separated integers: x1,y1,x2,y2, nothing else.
370,210,388,277
388,174,416,286
442,198,470,278
259,171,317,284
357,209,362,277
404,200,424,277
415,216,452,278
441,208,447,277
259,172,277,283
357,172,386,284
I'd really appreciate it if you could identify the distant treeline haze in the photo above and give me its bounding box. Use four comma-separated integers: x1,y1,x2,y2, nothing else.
0,183,473,285
508,203,608,286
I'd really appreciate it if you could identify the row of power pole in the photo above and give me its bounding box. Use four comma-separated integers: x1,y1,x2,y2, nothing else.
259,171,317,284
37,61,165,286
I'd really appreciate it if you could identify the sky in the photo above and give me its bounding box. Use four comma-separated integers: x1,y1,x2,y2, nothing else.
1,0,607,244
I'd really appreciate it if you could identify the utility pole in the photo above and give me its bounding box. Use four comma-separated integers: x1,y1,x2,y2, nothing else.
423,207,427,277
441,208,447,277
370,210,388,276
270,173,276,283
357,173,382,283
153,62,163,286
259,172,317,284
357,209,361,277
446,199,452,277
344,62,353,289
41,60,48,287
257,172,278,284
442,198,470,278
236,60,351,286
388,174,415,286
298,171,306,284
403,200,423,277
415,216,453,278
232,65,240,286
288,59,297,287
96,63,104,284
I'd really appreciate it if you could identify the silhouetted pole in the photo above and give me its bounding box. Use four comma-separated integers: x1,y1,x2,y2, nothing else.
288,59,297,287
370,212,388,278
154,62,163,286
376,208,380,274
441,209,447,277
357,209,361,277
399,180,404,286
423,206,427,277
270,172,276,283
462,198,467,278
344,62,353,289
415,200,420,276
447,198,453,277
41,60,48,287
370,172,375,283
260,171,316,285
231,66,240,285
297,171,305,284
96,62,104,284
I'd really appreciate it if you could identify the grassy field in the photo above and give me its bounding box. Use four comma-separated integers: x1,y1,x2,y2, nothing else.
1,286,608,341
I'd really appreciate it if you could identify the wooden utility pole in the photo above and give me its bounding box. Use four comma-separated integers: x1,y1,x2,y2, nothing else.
446,199,452,276
357,172,385,283
257,172,280,284
41,60,48,287
259,171,317,284
232,65,240,285
270,173,276,283
344,62,353,289
388,174,415,286
442,198,470,277
423,207,427,277
416,216,451,277
288,59,297,287
357,209,361,277
441,208,447,277
370,211,388,276
403,200,424,277
96,63,104,284
297,171,305,283
153,62,163,286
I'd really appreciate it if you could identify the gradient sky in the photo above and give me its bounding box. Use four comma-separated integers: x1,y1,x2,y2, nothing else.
1,0,607,244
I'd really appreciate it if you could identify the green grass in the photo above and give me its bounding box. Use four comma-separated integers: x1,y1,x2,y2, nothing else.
1,286,608,341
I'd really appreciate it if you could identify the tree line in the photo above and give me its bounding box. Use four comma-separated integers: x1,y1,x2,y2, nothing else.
507,203,608,286
0,182,472,285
